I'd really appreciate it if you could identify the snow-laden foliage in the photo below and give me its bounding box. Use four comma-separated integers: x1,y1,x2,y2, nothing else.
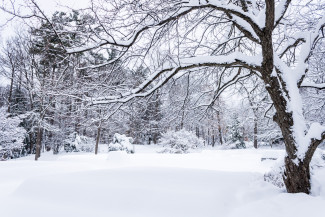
64,132,95,152
0,107,26,160
108,133,134,153
228,114,246,149
264,149,325,189
158,129,204,154
264,160,286,189
221,141,252,150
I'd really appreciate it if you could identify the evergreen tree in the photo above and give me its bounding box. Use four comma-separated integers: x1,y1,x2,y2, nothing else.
229,113,245,149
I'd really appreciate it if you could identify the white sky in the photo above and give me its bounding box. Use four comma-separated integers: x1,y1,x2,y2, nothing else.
0,0,91,87
0,0,90,40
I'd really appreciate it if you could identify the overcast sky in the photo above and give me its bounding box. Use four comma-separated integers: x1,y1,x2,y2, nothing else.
0,0,90,40
0,0,91,87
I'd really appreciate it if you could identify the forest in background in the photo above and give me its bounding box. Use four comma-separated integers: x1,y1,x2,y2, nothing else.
0,0,325,194
0,10,289,160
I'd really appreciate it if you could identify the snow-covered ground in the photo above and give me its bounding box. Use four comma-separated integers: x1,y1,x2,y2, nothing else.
0,146,325,217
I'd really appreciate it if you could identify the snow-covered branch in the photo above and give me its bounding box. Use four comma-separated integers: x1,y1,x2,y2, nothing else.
274,0,291,28
66,6,197,54
184,0,263,37
90,53,262,104
67,0,265,55
302,123,325,162
300,82,325,90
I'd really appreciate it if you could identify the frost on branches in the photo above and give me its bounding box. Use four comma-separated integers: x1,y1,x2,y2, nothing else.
108,133,134,154
0,108,26,160
158,129,204,154
7,0,324,194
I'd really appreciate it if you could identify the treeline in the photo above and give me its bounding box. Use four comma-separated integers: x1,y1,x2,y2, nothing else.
0,10,322,161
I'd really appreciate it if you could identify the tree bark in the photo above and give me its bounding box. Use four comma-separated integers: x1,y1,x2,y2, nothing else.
29,132,34,154
7,67,15,113
253,118,258,149
212,134,215,147
261,0,316,194
95,125,101,155
283,157,311,194
35,127,43,161
267,80,313,193
216,110,223,145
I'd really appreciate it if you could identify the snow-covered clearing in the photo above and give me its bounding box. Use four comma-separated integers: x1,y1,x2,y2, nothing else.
1,146,325,217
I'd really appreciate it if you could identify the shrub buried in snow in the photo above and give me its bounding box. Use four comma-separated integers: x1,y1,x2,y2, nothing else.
158,129,204,154
108,133,134,154
64,132,95,152
0,108,27,160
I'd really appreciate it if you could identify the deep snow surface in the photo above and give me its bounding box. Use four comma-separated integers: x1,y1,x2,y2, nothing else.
0,146,325,217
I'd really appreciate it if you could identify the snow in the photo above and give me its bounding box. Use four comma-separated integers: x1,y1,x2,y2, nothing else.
0,75,10,87
0,108,26,160
180,52,262,68
306,123,325,141
274,0,289,25
301,81,325,89
273,12,325,160
108,133,134,153
186,0,265,30
158,129,204,153
0,147,325,217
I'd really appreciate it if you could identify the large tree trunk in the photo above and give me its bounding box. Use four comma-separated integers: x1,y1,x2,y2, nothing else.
283,137,325,193
283,157,311,194
267,82,315,193
266,75,313,193
261,0,313,194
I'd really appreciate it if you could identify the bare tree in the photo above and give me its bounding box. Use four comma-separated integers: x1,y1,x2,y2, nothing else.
63,0,324,194
3,0,325,193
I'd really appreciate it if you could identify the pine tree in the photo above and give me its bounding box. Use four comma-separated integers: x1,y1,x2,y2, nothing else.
229,114,245,149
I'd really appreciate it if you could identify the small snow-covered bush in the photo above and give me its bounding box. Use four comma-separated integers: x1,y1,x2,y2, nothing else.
264,161,285,189
225,141,247,149
0,108,27,160
108,133,134,153
219,141,248,150
158,129,204,154
64,132,95,152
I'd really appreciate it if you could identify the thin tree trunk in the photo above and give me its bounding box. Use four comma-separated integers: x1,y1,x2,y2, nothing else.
254,117,258,149
35,127,43,161
7,67,15,113
212,134,215,147
216,110,223,145
95,125,101,155
29,132,34,154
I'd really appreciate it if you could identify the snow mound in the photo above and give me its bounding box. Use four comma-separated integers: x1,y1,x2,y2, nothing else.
1,149,325,217
158,129,204,154
108,133,134,153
